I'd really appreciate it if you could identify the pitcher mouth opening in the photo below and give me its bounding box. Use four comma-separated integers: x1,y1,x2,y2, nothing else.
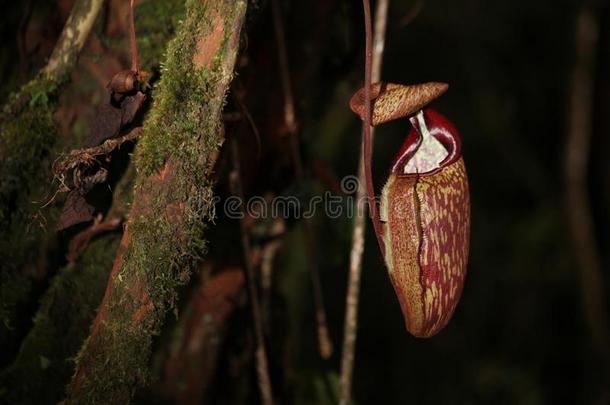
391,108,462,177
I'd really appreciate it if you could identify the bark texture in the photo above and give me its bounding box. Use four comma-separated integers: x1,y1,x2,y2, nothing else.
0,0,185,374
0,0,104,368
65,0,248,402
161,269,245,405
0,163,135,405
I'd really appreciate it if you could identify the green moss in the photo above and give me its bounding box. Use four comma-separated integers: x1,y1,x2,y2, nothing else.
0,76,58,250
67,1,248,402
0,0,187,355
0,0,185,248
125,0,241,309
0,152,137,404
0,76,61,352
0,235,120,405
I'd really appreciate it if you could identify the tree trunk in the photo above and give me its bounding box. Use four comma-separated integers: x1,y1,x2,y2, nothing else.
0,0,104,368
0,164,134,404
65,0,248,402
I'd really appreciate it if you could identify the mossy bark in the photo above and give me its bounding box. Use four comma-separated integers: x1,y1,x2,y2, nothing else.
0,235,120,405
0,0,104,367
0,0,187,398
65,1,248,402
0,0,103,245
0,0,186,370
0,161,135,404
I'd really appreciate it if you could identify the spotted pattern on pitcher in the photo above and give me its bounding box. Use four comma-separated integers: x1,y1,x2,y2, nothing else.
380,108,470,338
416,158,469,336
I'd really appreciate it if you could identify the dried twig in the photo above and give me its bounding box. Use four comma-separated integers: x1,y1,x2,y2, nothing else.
270,0,296,136
271,0,333,359
564,5,610,358
53,128,142,179
230,138,274,405
36,128,140,217
129,0,139,72
232,82,262,162
261,220,285,317
339,0,390,404
42,0,104,81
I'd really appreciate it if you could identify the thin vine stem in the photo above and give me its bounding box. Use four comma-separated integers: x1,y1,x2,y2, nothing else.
271,0,333,358
230,139,274,405
129,0,139,72
363,0,385,255
565,5,610,359
339,0,390,403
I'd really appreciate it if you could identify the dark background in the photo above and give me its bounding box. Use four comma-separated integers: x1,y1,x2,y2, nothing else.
1,0,610,404
257,1,610,403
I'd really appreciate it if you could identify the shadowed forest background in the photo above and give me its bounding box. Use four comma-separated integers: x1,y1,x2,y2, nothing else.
1,0,610,404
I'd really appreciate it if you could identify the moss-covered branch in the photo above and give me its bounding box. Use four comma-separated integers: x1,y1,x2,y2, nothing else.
0,0,184,386
0,236,121,405
0,159,135,404
65,0,248,402
0,0,188,369
0,0,103,228
0,0,104,366
42,0,104,82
